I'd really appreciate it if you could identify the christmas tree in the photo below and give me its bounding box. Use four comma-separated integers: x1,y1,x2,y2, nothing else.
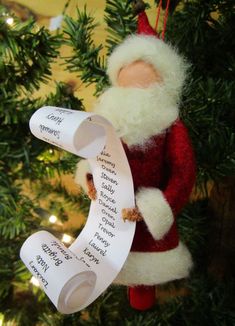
0,0,235,325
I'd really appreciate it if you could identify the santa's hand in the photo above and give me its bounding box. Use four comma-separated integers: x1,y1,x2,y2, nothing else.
122,207,143,222
86,173,97,200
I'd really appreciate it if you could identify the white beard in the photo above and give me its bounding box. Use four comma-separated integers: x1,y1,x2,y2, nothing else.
93,85,179,147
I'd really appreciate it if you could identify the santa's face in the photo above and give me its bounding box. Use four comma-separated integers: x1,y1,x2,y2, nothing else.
93,61,179,147
118,60,162,88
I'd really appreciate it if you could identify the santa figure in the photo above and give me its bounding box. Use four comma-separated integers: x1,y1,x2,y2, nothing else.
75,9,196,311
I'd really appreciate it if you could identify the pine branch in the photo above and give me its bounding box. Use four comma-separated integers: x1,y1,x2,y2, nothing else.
104,0,137,54
0,82,84,183
0,6,61,93
0,185,40,239
63,7,108,95
181,77,235,187
177,200,210,259
45,82,84,112
34,179,90,217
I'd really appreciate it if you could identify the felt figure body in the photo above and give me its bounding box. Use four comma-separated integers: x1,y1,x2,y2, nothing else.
75,9,196,311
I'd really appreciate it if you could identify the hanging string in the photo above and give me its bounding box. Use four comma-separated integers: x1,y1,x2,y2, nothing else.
155,0,171,40
155,0,162,32
161,0,170,40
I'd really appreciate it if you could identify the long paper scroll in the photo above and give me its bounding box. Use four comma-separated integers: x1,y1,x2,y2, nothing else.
20,106,135,314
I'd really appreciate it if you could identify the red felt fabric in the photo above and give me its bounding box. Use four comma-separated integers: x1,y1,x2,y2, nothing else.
128,285,156,310
123,119,196,253
137,12,157,36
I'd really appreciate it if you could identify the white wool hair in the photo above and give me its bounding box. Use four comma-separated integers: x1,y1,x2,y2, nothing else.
114,242,193,286
107,35,189,103
93,85,179,147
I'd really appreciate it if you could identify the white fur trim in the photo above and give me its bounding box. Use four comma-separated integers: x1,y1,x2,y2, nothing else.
114,242,193,286
74,159,91,194
107,35,189,102
136,188,174,240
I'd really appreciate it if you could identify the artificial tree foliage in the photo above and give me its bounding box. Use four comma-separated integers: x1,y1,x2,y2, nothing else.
0,0,235,325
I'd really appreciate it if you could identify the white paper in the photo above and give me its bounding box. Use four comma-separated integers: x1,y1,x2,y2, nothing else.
49,15,64,31
20,106,135,314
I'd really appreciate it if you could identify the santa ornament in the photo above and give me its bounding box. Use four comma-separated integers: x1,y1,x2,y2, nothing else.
75,2,196,311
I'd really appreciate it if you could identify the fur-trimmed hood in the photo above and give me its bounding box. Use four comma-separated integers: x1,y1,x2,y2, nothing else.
107,35,189,104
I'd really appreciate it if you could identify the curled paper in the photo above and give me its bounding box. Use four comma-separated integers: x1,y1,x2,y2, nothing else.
20,106,135,314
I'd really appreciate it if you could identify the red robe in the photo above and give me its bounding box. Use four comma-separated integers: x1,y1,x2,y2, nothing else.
123,119,196,254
